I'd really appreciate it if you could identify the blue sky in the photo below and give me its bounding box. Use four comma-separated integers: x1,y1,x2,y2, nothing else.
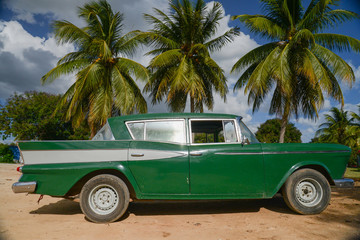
0,0,359,142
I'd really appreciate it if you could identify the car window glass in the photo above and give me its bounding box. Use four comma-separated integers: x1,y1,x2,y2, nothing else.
145,121,185,143
191,120,237,144
238,120,259,144
224,120,237,143
92,123,115,141
127,122,144,140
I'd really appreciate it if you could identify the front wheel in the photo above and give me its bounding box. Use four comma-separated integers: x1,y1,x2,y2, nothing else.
80,174,130,223
282,169,331,215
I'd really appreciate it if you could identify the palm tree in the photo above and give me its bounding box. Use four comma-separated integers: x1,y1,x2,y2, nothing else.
143,0,239,112
315,107,355,145
42,0,148,136
231,0,360,143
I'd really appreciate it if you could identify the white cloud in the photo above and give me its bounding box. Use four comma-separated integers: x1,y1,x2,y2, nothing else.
0,21,74,61
348,62,360,89
0,20,75,99
4,0,169,32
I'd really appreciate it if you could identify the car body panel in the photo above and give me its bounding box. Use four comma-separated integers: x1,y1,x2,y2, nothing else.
189,143,265,197
261,143,350,197
128,141,189,195
14,113,351,200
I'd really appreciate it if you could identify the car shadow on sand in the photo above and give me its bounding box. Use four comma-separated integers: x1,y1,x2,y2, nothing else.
29,194,294,218
126,195,293,217
30,199,82,215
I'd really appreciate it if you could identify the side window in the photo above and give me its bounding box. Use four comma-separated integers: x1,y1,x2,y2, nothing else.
145,121,185,143
127,120,185,143
191,120,238,144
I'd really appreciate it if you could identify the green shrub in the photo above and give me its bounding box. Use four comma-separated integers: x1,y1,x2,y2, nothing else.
0,144,14,163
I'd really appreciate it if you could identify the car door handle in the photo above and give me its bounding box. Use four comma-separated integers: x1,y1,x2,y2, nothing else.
131,153,144,157
190,152,202,156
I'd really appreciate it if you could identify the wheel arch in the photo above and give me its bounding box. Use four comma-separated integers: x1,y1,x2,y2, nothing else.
296,165,335,186
65,169,137,199
271,162,335,197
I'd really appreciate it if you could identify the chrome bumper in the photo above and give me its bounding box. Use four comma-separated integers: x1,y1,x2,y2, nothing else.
12,181,37,193
333,178,354,188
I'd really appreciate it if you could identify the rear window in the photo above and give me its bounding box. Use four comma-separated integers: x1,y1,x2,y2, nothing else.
92,123,115,141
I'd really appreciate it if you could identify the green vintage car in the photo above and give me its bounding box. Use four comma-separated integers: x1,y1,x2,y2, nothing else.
13,113,353,223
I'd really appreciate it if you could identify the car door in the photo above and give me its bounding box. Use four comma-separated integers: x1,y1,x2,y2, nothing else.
127,120,189,195
188,119,265,198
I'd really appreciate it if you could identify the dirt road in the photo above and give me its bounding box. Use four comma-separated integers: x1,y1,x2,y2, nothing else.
0,163,359,240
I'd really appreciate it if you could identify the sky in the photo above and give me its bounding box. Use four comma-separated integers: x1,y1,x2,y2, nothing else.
0,0,359,143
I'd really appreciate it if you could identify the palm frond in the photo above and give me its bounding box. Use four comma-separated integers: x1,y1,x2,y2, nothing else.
231,42,278,73
41,60,90,84
314,33,360,53
313,44,355,85
205,27,240,52
52,21,91,45
232,14,285,40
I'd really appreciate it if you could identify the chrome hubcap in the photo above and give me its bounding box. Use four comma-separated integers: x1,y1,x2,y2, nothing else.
295,178,323,207
89,184,119,215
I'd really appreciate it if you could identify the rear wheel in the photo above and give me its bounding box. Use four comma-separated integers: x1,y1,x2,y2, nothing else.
80,174,130,223
282,169,331,215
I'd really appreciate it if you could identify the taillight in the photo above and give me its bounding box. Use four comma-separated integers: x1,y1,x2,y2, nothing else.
16,166,22,173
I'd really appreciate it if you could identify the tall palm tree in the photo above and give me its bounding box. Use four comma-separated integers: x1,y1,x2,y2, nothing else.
315,107,355,145
231,0,360,143
143,0,239,112
42,0,148,136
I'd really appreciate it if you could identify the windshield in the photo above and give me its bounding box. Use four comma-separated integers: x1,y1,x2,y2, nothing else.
237,118,259,144
92,122,115,141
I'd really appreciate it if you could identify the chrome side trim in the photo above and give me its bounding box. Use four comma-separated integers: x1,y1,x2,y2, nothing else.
12,181,37,193
333,178,354,188
215,152,262,155
263,150,350,155
215,150,350,155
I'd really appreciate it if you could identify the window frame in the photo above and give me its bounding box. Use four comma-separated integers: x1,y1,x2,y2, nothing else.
125,119,187,144
188,118,240,145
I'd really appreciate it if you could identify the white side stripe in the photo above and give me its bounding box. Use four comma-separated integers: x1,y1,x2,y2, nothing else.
22,149,128,165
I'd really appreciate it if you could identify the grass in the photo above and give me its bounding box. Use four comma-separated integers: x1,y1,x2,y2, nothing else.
344,167,360,180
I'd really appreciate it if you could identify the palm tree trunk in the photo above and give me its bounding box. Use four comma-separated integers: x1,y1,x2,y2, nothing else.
190,96,194,113
279,104,290,143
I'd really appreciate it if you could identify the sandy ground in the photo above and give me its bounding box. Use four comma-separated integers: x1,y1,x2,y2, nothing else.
0,163,359,240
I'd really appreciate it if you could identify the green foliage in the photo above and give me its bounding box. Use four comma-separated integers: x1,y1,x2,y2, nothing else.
42,0,148,136
255,119,302,143
232,0,360,143
314,106,360,165
0,91,90,140
143,0,239,112
0,144,14,163
344,167,360,179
